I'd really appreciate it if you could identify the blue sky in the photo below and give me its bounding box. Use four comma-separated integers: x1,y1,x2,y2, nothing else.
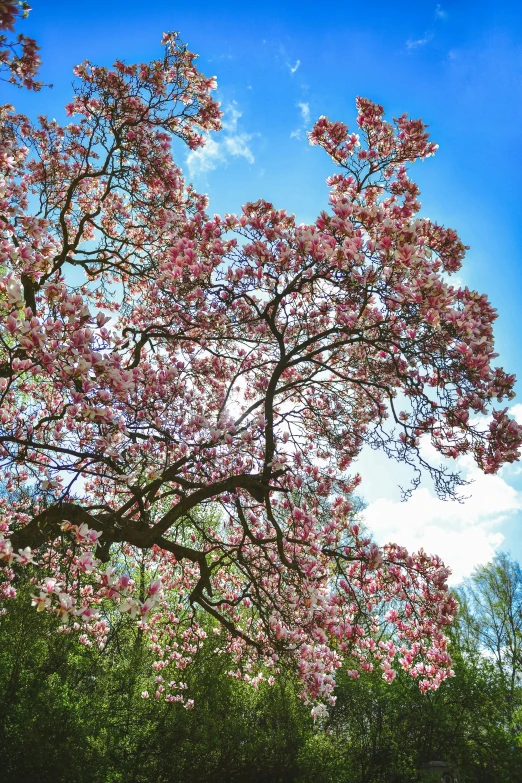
5,0,522,579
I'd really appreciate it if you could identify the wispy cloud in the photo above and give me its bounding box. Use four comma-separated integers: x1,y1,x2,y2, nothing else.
186,137,222,176
290,101,312,140
406,33,433,50
264,40,301,76
221,101,242,133
297,101,310,123
223,134,254,164
187,133,255,177
187,102,255,177
406,7,443,51
208,53,234,62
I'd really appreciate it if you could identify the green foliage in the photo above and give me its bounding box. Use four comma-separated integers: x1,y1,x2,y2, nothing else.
2,556,522,782
0,582,308,783
316,633,522,783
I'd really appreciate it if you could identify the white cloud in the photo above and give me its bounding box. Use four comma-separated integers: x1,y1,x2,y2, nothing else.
221,101,242,133
288,59,301,75
208,53,234,62
297,101,310,124
356,403,522,584
435,4,447,19
186,137,223,176
186,102,255,178
290,102,312,140
360,410,522,584
363,486,508,584
223,134,254,164
509,403,522,423
406,34,433,50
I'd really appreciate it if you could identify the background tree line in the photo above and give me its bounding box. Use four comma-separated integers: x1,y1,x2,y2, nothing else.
1,552,521,783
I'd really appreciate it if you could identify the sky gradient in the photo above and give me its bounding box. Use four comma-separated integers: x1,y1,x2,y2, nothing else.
5,0,522,581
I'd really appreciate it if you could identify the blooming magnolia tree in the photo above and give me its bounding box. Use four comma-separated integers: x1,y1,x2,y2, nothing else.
0,1,43,90
1,18,521,713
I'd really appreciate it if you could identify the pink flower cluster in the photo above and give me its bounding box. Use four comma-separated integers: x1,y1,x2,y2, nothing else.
0,1,43,90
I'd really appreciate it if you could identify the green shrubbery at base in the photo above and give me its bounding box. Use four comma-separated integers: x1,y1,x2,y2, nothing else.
1,557,522,782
